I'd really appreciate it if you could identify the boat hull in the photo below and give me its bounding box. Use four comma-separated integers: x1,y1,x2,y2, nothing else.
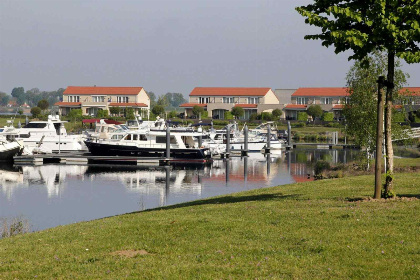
0,142,22,161
85,141,209,159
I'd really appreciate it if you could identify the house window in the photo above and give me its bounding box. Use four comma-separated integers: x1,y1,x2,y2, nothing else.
223,97,235,103
92,96,105,102
117,96,129,103
321,97,332,104
248,97,259,104
199,97,209,104
296,97,308,105
68,96,79,102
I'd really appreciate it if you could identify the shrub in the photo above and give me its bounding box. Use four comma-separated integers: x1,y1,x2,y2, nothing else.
322,112,334,121
249,113,258,121
272,109,282,119
297,112,308,121
314,160,331,178
96,109,108,118
259,112,273,121
68,109,83,122
291,122,306,128
168,110,178,118
224,111,234,120
37,99,49,111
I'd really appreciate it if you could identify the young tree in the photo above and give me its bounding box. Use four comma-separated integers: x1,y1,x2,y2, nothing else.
272,109,283,119
152,105,165,116
343,52,407,167
192,105,205,117
307,105,323,120
109,107,121,116
125,108,135,120
296,1,420,198
30,107,42,118
231,107,245,119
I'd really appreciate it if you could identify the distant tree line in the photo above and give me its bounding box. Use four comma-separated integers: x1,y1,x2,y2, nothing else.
0,87,64,107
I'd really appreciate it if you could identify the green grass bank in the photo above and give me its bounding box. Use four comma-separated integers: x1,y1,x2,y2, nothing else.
1,172,419,279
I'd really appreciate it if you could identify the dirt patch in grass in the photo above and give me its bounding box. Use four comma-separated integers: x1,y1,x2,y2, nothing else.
110,249,150,258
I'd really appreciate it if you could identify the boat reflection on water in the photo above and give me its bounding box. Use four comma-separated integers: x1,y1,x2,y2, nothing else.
0,148,359,232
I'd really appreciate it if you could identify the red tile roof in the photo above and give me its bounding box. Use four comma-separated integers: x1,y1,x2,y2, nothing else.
63,86,143,95
190,87,271,96
332,104,345,109
109,102,148,107
234,104,258,108
400,87,420,96
54,102,81,106
179,103,207,108
284,104,307,109
292,87,349,97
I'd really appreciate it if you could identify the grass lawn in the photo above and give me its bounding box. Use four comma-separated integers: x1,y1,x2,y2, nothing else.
0,173,419,279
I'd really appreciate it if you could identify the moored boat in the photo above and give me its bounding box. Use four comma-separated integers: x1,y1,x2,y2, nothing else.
0,141,23,161
85,129,210,159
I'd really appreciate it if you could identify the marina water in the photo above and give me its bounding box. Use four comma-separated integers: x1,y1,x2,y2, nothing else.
0,148,360,233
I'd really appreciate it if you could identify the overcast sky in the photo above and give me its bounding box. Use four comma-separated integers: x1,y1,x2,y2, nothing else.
0,0,418,97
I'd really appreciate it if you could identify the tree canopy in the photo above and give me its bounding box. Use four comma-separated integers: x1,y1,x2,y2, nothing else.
307,105,323,119
231,107,245,119
296,1,420,65
152,105,165,116
192,105,204,117
37,99,49,111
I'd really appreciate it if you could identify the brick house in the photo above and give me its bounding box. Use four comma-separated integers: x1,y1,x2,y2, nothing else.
180,87,281,120
54,86,150,117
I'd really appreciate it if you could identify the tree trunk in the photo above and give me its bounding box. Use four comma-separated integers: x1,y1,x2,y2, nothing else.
384,51,395,198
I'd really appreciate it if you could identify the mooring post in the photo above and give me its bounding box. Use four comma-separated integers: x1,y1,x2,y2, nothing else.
243,156,248,182
265,124,271,154
287,121,292,147
225,124,230,158
198,126,202,147
374,76,386,199
166,122,170,162
242,124,248,156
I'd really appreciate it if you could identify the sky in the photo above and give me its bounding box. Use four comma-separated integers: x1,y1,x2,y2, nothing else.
0,0,419,97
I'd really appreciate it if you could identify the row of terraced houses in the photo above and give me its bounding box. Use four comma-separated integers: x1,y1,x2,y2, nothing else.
55,86,420,120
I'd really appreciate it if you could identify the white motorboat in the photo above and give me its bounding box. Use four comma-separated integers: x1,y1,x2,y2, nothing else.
0,115,85,154
0,141,23,161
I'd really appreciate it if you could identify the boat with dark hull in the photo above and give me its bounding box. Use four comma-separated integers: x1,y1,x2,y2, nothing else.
84,129,210,160
85,141,209,159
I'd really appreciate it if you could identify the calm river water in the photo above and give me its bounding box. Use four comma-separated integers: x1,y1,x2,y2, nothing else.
0,149,360,232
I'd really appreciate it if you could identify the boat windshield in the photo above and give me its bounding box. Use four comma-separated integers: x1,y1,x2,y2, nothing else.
24,123,47,129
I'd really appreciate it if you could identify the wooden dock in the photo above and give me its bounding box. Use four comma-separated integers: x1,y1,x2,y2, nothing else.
13,152,212,166
286,143,359,150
